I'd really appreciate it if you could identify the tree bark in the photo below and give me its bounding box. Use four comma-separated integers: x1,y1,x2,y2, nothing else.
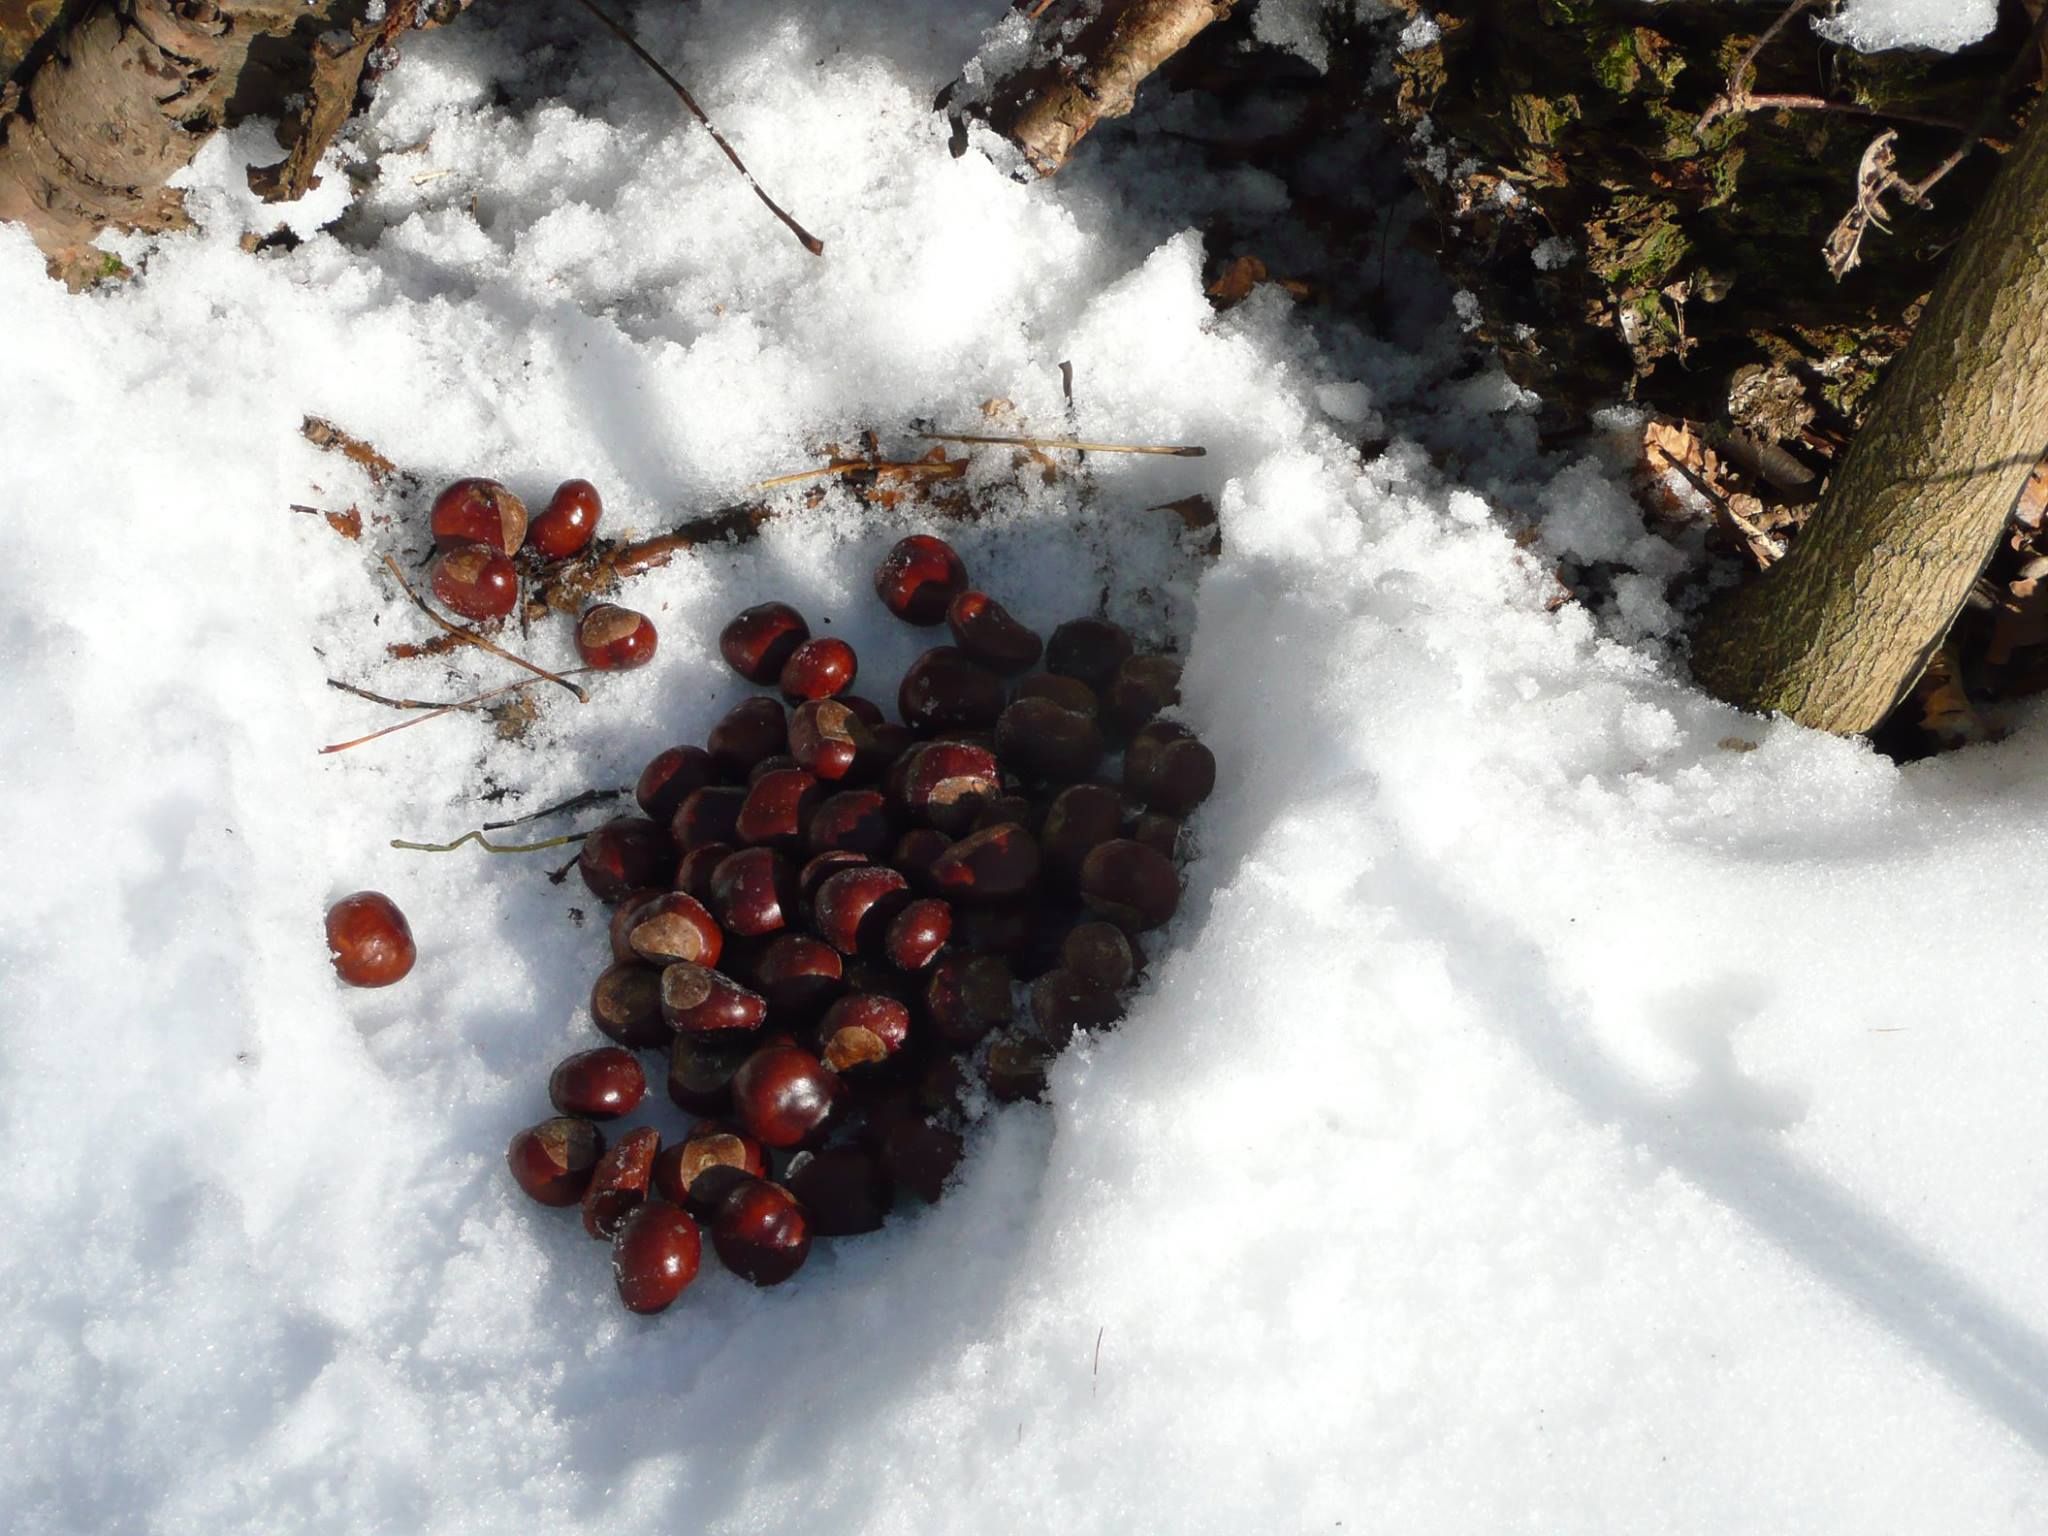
1689,95,2048,733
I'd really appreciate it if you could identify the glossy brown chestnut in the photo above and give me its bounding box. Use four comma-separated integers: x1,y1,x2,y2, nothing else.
748,753,801,785
429,546,519,622
816,992,912,1071
651,1122,767,1214
1045,617,1135,693
1102,654,1183,741
636,745,718,824
946,590,1042,673
507,1116,605,1206
805,789,893,858
893,741,1001,833
1124,720,1217,817
812,865,911,955
672,786,748,852
995,697,1104,783
707,696,789,780
928,822,1041,904
789,699,863,781
1027,968,1124,1048
874,534,968,625
661,960,769,1034
985,1035,1053,1103
1040,783,1125,882
778,636,857,702
673,842,735,904
751,932,846,1022
578,817,678,903
582,1125,660,1238
924,952,1015,1046
798,849,870,904
667,1032,750,1115
712,1178,811,1285
1061,920,1135,991
898,648,1006,734
608,889,662,963
591,962,668,1048
576,603,658,671
736,768,823,853
732,1041,841,1149
549,1046,648,1120
1013,672,1100,718
884,897,951,972
1078,838,1180,931
1130,812,1183,861
529,478,602,559
708,846,800,937
892,827,954,889
623,892,724,968
611,1201,701,1314
785,1146,894,1236
720,602,810,684
431,477,528,554
879,1117,964,1204
325,891,416,987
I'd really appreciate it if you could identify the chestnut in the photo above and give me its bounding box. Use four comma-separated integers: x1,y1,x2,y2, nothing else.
874,534,968,625
1040,783,1124,882
798,849,870,904
661,960,770,1034
674,842,735,904
732,1041,841,1148
892,827,954,889
1124,720,1217,816
712,1178,811,1285
805,789,893,858
816,992,912,1071
667,1031,750,1115
707,696,789,780
789,699,863,781
622,892,724,968
576,603,658,671
971,794,1041,836
859,721,916,779
946,590,1042,673
529,478,602,559
1013,672,1099,719
636,745,717,824
779,636,858,702
583,1125,660,1238
985,1035,1053,1103
507,1116,604,1206
1045,617,1135,693
431,477,528,554
549,1046,647,1120
736,768,823,852
325,890,415,987
591,962,668,1049
995,697,1103,783
928,822,1041,904
1060,920,1134,991
812,865,911,955
672,786,748,851
1102,654,1182,741
879,1117,963,1204
950,900,1035,959
751,932,846,1022
1027,968,1124,1047
892,741,1000,833
884,897,951,971
429,546,519,622
1078,838,1180,931
578,817,678,904
720,602,810,684
652,1122,767,1215
785,1146,893,1236
924,952,1015,1046
611,1201,701,1314
898,648,1006,734
1130,812,1183,861
708,846,800,937
748,753,801,785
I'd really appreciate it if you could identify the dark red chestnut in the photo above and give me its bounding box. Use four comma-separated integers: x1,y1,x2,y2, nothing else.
507,1116,604,1206
720,602,810,684
660,960,769,1034
875,534,968,625
812,865,911,955
674,842,734,904
1130,812,1183,861
636,745,717,824
325,891,415,987
816,992,912,1071
583,1125,660,1238
429,546,519,622
971,794,1041,836
899,647,1006,735
576,603,658,671
1061,921,1134,991
892,828,953,889
549,1046,648,1120
928,822,1041,904
995,697,1103,783
789,699,863,781
748,753,801,785
623,892,723,968
736,768,823,852
785,1147,893,1236
879,1117,963,1204
707,697,789,780
946,590,1042,673
708,847,800,937
1124,720,1217,816
950,900,1035,958
608,888,662,962
798,849,870,904
1102,654,1182,741
652,1122,767,1215
1078,838,1180,931
529,478,602,559
985,1035,1053,1103
712,1178,811,1285
672,786,748,851
1040,783,1124,882
1013,673,1099,718
578,817,678,904
884,897,951,971
667,1032,750,1115
1027,968,1124,1047
1046,617,1135,693
591,963,668,1048
431,477,528,554
805,789,893,857
779,636,857,702
732,1041,841,1149
611,1201,701,1314
925,952,1015,1046
751,933,846,1022
893,741,1000,833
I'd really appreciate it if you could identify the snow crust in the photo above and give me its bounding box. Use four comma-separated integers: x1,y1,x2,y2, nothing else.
4,2,2048,1531
1816,0,2000,53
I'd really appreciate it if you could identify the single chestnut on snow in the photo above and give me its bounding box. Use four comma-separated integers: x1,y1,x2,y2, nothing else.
874,534,968,625
712,1178,812,1285
430,477,528,554
636,745,717,824
611,1201,702,1314
576,604,658,670
583,1125,661,1238
720,602,810,684
529,478,602,559
325,890,416,987
429,546,519,622
732,1040,841,1149
590,962,668,1049
779,636,858,702
548,1046,648,1120
946,590,1042,673
507,1116,605,1207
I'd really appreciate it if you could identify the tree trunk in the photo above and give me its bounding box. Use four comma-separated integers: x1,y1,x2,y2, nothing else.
1689,96,2048,733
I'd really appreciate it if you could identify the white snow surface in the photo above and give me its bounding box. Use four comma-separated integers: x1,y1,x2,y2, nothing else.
5,2,2048,1532
1817,0,2000,53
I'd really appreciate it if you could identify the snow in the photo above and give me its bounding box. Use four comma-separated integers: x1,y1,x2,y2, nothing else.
5,1,2048,1532
1817,0,2000,54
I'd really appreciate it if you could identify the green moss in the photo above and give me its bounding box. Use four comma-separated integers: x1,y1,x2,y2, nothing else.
1593,31,1639,95
1509,92,1581,148
1590,196,1690,292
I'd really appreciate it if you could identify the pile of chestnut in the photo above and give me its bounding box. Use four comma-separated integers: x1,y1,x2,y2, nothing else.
506,533,1216,1314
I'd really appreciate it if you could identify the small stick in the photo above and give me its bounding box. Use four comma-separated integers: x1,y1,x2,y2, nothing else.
480,788,628,831
391,828,592,855
750,459,970,492
567,0,824,256
326,678,466,711
317,668,595,755
1907,4,2048,202
919,431,1205,457
1699,0,1818,132
380,554,588,701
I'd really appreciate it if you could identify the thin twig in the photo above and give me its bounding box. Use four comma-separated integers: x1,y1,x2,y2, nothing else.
380,554,588,701
1740,94,1967,132
919,431,1205,457
326,678,467,711
391,828,594,855
481,788,629,831
750,459,971,491
1699,0,1819,133
1907,3,2048,202
566,0,824,256
317,668,596,755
